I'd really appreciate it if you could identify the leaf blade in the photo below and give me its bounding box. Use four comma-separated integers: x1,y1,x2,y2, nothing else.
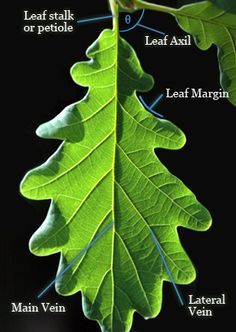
133,0,236,106
175,1,236,105
21,27,211,332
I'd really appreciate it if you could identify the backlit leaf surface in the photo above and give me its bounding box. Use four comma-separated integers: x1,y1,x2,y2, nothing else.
21,26,211,331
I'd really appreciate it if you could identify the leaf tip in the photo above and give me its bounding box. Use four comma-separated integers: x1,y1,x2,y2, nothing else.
196,206,212,232
179,130,187,148
19,173,31,199
36,123,49,138
29,232,47,256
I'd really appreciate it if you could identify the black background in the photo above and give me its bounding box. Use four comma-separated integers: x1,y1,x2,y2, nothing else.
3,0,234,331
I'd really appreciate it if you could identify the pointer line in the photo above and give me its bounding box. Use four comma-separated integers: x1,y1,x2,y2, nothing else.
150,94,164,109
37,221,114,299
150,229,184,306
77,15,113,24
139,95,164,118
137,23,165,36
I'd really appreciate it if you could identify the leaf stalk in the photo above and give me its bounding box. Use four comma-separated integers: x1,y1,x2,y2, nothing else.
109,0,120,31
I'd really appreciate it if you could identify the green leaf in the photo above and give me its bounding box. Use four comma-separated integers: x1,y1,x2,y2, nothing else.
132,1,236,106
20,15,211,332
174,1,236,106
178,1,236,14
